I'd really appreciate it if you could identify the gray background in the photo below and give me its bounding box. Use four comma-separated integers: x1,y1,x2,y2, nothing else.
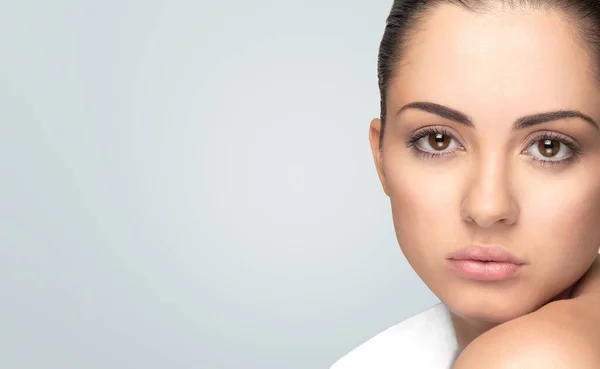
1,1,439,368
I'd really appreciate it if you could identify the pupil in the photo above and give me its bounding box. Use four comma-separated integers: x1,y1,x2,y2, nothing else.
435,134,445,148
540,139,559,157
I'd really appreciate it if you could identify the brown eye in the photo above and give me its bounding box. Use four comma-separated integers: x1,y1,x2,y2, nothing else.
428,133,451,150
525,135,575,164
537,139,560,157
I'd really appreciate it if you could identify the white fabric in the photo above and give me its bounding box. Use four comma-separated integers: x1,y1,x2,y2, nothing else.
331,303,459,369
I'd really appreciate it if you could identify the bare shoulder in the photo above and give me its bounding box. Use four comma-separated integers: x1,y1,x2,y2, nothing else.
452,300,600,369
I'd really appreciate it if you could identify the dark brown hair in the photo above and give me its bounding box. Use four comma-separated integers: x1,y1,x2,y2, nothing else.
377,0,600,150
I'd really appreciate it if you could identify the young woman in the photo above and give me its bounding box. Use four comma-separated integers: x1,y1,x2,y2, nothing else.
332,1,600,368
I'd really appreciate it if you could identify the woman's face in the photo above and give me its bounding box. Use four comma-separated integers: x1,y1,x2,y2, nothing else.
370,4,600,323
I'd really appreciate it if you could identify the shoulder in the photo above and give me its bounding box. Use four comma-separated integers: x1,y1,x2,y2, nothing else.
331,303,458,369
452,300,600,369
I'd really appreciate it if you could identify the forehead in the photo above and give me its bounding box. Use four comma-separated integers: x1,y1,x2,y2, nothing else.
389,4,600,122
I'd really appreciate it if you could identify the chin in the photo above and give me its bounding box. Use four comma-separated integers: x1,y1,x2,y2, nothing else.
450,304,526,324
441,289,542,324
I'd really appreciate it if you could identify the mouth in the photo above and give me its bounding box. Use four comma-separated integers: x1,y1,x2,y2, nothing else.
445,245,527,281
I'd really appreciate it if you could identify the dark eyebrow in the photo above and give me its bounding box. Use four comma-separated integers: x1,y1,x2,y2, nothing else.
397,101,474,127
396,101,598,130
514,110,598,130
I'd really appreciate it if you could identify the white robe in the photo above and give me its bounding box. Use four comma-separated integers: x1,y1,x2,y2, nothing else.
331,303,459,369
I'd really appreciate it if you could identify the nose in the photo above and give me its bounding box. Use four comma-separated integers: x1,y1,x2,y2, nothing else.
460,156,519,228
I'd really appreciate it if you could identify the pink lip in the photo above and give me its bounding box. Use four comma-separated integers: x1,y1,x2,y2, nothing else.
446,245,527,281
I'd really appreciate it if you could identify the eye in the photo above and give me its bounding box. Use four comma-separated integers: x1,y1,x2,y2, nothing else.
406,127,463,159
523,132,582,166
526,137,574,162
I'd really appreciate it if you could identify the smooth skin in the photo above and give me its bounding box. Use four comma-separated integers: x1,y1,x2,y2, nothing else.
369,4,600,367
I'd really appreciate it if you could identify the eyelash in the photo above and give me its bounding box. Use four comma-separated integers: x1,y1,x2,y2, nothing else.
523,131,581,167
405,127,463,160
404,127,582,167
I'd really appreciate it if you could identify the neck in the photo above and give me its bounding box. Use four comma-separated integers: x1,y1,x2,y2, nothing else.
449,313,498,352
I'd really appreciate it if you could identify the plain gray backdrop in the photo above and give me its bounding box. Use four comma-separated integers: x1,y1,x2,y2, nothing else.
1,1,439,368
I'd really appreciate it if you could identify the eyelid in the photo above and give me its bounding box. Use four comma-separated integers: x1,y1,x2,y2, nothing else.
408,125,466,147
522,130,580,152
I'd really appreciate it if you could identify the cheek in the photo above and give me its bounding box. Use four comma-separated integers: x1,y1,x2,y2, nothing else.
384,159,463,261
523,178,600,262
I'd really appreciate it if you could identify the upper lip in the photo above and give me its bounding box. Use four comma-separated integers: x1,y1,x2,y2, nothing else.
446,245,527,265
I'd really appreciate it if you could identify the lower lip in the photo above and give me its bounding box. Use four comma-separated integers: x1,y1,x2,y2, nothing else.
447,259,523,281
